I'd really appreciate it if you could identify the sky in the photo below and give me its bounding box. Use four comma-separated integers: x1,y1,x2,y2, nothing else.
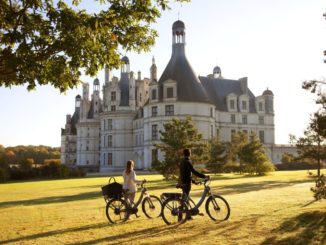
0,0,325,147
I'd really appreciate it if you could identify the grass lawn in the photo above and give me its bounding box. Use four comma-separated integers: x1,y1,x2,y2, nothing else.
0,170,325,245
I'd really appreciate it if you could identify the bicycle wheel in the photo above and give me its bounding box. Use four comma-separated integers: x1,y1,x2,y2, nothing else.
205,195,230,221
142,195,162,218
106,198,129,224
161,197,188,225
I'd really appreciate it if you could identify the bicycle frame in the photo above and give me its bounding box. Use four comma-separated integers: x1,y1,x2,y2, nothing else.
182,181,211,211
124,185,148,209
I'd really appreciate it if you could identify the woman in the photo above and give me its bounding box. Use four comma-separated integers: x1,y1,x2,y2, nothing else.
122,160,145,203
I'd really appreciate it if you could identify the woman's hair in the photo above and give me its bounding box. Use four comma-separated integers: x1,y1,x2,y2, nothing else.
125,160,134,175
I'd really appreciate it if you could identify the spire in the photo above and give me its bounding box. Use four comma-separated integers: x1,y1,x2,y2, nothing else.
150,56,157,82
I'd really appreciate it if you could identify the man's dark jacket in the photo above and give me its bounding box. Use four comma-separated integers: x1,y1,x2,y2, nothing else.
179,157,206,185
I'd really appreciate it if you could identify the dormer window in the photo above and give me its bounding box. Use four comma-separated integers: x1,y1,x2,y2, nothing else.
230,100,235,110
152,89,157,100
111,91,116,101
167,87,174,98
259,102,263,111
242,101,247,110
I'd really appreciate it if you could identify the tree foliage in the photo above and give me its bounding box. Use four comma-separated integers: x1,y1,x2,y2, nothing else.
152,117,208,180
290,113,326,176
0,0,189,91
206,136,226,174
238,134,275,175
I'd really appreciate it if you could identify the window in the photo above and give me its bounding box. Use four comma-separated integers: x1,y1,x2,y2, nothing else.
140,93,142,102
231,114,236,124
231,129,236,139
242,101,247,110
216,129,220,137
259,130,265,143
259,116,264,125
108,119,113,130
259,102,263,111
210,108,213,117
152,89,157,100
111,105,116,111
152,106,158,117
152,124,158,140
242,115,247,124
86,146,89,151
111,91,116,101
108,135,112,147
210,125,214,139
165,105,174,116
167,87,174,98
152,149,158,162
108,153,113,165
230,100,235,109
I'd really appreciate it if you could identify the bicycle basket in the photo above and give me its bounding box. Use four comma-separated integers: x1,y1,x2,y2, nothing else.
101,177,123,199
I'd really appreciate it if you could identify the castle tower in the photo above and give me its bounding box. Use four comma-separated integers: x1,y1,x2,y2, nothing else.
93,78,100,118
158,20,209,103
119,56,130,106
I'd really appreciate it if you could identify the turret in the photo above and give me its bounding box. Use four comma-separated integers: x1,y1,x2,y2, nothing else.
75,95,81,109
93,78,100,118
263,88,274,114
119,56,130,106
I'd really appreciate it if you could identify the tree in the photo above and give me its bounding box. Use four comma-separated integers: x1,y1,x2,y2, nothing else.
224,131,248,173
0,0,189,91
152,117,208,180
238,134,275,175
207,136,226,174
281,152,295,164
291,113,326,176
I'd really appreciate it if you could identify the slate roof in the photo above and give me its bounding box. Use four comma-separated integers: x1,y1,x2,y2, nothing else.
119,73,130,106
158,43,210,103
199,76,257,113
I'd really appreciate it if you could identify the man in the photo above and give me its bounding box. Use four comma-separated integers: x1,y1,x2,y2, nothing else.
179,148,209,196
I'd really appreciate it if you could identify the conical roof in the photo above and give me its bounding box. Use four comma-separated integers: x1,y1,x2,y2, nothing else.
158,21,210,103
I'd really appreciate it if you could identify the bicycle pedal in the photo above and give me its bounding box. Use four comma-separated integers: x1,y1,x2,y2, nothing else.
135,214,140,218
198,213,204,216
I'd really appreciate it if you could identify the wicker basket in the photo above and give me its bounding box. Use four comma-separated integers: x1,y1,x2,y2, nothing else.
101,177,123,200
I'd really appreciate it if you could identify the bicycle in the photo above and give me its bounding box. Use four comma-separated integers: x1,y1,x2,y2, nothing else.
105,181,162,224
161,178,230,225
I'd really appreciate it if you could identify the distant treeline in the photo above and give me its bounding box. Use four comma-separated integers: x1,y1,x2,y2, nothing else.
0,145,87,182
0,144,60,165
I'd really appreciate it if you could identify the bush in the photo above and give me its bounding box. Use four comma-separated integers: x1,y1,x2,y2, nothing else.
255,161,276,175
223,162,240,173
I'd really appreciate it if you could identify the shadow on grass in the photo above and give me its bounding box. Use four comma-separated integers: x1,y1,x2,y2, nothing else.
0,177,314,209
0,220,184,245
0,191,100,208
261,211,326,245
0,222,109,244
188,178,314,199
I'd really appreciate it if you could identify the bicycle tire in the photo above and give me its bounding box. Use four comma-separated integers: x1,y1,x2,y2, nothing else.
161,197,188,225
205,195,230,221
142,195,162,218
106,198,129,224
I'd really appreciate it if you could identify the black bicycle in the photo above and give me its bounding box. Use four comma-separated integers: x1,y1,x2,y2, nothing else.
161,178,230,225
105,181,162,224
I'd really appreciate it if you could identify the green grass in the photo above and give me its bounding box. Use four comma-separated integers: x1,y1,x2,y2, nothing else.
0,170,325,245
